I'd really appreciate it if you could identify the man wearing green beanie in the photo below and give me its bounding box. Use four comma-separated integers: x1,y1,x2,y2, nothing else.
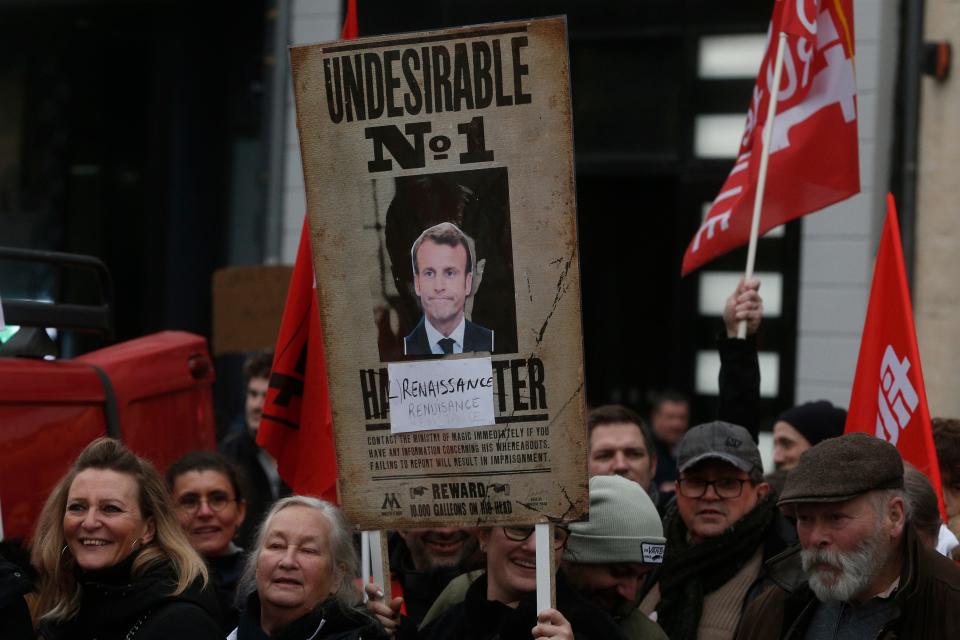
562,474,669,640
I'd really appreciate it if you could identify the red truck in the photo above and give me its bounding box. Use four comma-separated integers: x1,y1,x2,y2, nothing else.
0,248,216,542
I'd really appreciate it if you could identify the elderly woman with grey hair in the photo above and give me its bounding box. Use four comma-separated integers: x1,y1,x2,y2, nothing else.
229,496,388,640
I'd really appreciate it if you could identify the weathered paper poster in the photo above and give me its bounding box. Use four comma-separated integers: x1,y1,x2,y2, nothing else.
291,17,587,529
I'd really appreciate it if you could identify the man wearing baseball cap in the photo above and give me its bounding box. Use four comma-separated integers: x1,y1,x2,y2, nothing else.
738,432,960,639
638,421,795,640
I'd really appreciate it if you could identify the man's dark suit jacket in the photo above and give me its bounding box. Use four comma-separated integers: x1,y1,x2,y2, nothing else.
404,316,494,355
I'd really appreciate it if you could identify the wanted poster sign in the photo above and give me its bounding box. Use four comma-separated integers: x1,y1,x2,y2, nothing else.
291,17,587,529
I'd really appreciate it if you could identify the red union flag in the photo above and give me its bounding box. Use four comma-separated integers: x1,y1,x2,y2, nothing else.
257,1,359,502
682,0,860,275
258,220,338,502
845,195,944,515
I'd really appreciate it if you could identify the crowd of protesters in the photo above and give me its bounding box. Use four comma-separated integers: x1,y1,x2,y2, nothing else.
2,279,960,640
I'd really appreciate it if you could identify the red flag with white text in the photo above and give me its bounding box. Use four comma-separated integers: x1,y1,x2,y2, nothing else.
682,0,860,275
257,2,359,502
845,194,944,516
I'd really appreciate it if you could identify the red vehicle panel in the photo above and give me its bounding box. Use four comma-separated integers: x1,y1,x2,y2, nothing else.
77,331,216,465
0,332,216,542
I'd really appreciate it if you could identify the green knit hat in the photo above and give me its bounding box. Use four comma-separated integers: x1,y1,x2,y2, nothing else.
563,475,666,565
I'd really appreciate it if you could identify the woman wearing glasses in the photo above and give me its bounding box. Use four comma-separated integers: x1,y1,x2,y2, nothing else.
399,524,624,640
167,451,248,632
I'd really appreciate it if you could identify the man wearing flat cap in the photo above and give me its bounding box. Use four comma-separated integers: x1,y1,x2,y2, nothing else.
638,421,796,640
738,432,960,640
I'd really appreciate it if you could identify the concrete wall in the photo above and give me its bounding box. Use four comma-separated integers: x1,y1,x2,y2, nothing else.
793,0,900,408
280,0,343,262
914,0,960,419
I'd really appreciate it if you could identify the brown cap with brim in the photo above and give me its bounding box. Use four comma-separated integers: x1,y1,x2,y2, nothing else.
777,432,904,506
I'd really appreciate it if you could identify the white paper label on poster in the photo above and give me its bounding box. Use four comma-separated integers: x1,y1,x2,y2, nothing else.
388,357,495,433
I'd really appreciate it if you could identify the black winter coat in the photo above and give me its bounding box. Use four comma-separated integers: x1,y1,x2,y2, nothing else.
207,547,247,633
232,592,389,639
0,553,34,640
38,553,222,640
414,573,627,640
220,429,291,548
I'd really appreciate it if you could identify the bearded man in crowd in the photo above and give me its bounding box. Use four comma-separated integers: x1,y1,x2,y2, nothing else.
738,433,960,639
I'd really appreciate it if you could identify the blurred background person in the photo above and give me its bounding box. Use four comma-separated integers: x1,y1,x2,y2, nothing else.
232,495,386,639
226,349,272,439
902,463,959,557
31,438,221,639
388,526,482,626
934,417,960,544
648,390,690,497
221,349,290,548
771,400,847,471
586,404,661,507
167,450,248,632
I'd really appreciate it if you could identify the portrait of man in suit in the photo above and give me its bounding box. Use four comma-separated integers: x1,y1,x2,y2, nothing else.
404,222,494,356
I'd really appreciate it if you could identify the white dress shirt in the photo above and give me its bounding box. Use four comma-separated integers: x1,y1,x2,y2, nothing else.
424,316,466,354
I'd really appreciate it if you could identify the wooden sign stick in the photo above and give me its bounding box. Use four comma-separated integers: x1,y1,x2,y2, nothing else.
738,32,788,339
535,523,556,613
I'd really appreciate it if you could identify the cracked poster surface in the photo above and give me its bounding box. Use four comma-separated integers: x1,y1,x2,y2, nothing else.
291,17,587,529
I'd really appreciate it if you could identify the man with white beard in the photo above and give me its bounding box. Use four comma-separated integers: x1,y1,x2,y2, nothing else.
737,433,960,639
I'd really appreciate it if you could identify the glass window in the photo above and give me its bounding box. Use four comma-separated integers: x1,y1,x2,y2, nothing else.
698,34,767,79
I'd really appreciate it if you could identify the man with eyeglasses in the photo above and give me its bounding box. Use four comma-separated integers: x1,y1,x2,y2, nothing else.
637,421,796,640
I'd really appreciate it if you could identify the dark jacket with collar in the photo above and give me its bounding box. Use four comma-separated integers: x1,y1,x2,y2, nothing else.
403,316,493,356
220,428,291,548
413,572,627,640
651,334,761,505
233,593,387,640
736,527,960,640
38,554,222,640
207,547,247,633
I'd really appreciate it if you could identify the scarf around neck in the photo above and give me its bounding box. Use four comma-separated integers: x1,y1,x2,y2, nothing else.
655,495,776,640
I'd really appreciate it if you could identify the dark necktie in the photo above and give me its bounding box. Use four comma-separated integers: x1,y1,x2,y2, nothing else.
438,338,455,354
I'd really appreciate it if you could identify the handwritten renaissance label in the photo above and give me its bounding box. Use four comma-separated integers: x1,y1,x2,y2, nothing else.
388,357,496,433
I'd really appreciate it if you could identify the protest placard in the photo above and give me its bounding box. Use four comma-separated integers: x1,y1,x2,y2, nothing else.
291,17,587,529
